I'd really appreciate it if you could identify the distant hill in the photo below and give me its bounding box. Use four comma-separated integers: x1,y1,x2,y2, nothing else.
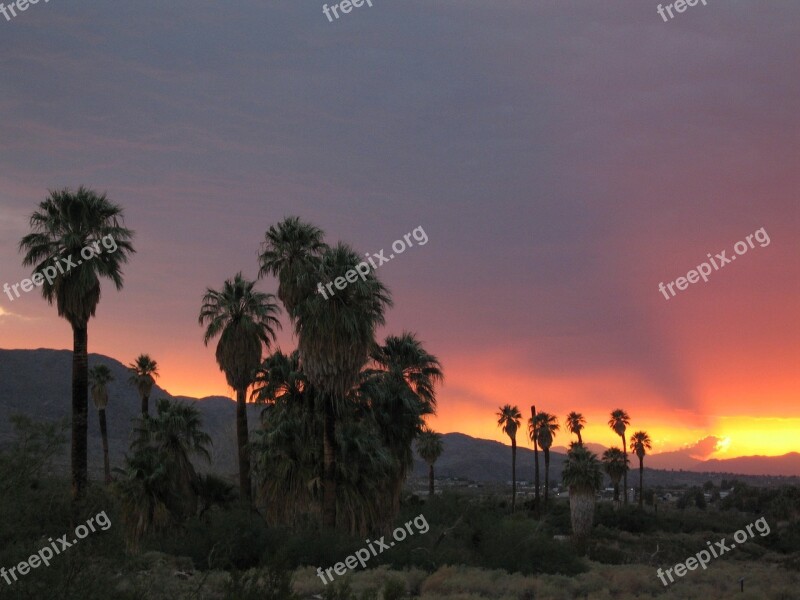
2,349,799,485
0,348,257,479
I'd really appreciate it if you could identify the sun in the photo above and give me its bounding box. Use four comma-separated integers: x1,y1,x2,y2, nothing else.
714,437,731,455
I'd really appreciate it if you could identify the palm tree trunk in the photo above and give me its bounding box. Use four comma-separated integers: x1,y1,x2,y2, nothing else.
428,463,434,496
638,458,644,509
570,489,595,556
98,408,111,485
235,387,252,504
531,406,540,511
622,434,628,506
141,394,149,417
543,448,550,510
613,481,620,502
72,324,88,502
511,438,517,512
322,395,337,528
577,431,583,445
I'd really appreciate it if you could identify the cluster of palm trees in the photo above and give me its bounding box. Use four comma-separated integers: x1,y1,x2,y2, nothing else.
198,217,444,534
19,189,444,540
496,406,653,514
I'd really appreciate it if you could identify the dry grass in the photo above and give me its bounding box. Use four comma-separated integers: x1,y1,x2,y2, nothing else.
289,556,799,600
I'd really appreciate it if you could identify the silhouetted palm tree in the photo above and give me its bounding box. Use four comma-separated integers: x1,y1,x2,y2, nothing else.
199,273,281,504
416,429,443,496
497,404,522,511
132,398,212,519
629,430,653,509
529,405,540,510
364,332,442,519
19,187,135,500
258,216,327,321
535,412,559,509
89,364,114,485
128,354,159,417
608,409,631,505
566,412,586,446
294,243,391,528
562,444,603,554
601,447,628,504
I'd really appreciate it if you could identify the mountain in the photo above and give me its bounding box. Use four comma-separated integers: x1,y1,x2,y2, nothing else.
0,348,257,478
2,349,798,484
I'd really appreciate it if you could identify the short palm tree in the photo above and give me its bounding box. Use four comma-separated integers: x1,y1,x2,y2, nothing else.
19,187,135,500
562,444,603,554
535,412,559,509
416,429,443,496
601,447,628,504
199,273,281,504
132,398,212,518
497,404,522,511
89,364,114,485
258,216,327,321
608,409,631,505
128,354,159,417
629,430,653,509
566,412,586,446
363,332,442,519
294,242,391,528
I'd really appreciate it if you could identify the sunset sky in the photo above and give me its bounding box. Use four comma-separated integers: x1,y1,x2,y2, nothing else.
0,1,797,462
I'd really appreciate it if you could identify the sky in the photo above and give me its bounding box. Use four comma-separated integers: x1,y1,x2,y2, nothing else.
0,1,798,462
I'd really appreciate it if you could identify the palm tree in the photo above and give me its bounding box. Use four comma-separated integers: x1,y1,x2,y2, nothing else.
535,412,559,509
562,444,603,554
199,273,281,504
89,364,114,485
416,429,443,497
114,447,173,552
601,447,628,504
629,431,653,509
258,216,327,321
566,412,586,446
128,354,159,417
19,187,135,500
363,333,443,520
608,409,631,505
294,242,391,528
132,398,212,519
497,405,522,511
528,406,540,510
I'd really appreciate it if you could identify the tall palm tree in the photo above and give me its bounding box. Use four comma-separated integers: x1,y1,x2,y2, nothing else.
629,430,653,509
601,447,628,504
363,333,443,519
497,405,522,511
89,364,114,485
199,273,281,504
562,444,603,555
528,406,540,510
294,242,391,528
608,409,631,505
535,412,559,509
19,187,135,500
566,412,586,446
416,429,443,497
258,216,327,321
128,354,159,417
